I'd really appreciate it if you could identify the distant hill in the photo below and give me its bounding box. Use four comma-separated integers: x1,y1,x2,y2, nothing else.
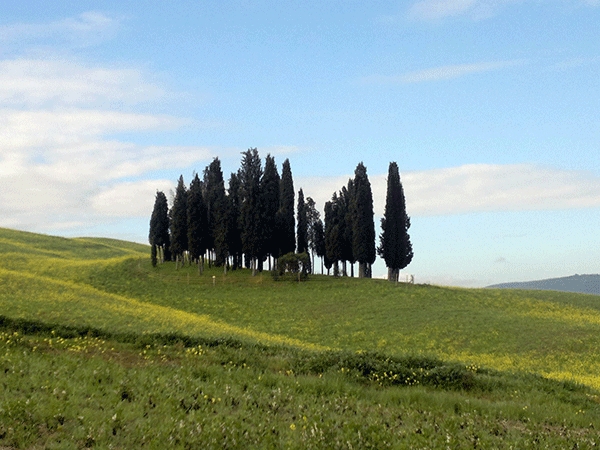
488,274,600,296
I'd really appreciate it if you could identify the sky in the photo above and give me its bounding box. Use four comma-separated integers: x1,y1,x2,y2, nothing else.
0,0,599,287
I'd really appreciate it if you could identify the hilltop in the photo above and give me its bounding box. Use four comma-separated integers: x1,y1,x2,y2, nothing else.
1,227,600,448
488,273,600,296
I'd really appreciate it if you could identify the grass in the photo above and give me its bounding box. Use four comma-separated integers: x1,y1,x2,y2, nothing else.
1,227,600,447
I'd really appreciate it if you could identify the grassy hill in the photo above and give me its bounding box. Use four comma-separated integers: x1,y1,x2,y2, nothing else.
1,227,600,448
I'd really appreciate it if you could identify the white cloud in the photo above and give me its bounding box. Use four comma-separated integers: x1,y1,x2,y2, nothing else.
298,164,600,218
361,60,522,85
0,11,120,48
91,180,175,218
0,57,212,232
0,59,165,107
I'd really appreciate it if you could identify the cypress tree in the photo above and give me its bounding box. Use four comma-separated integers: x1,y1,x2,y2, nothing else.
203,158,226,265
297,188,308,255
313,218,326,275
213,193,230,270
344,179,357,277
278,158,295,256
260,155,280,268
352,162,376,278
378,162,413,282
324,193,342,276
239,148,263,276
170,175,188,268
187,173,208,274
305,196,320,271
227,172,243,270
149,190,170,263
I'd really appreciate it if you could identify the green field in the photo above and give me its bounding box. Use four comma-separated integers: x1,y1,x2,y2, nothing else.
1,227,600,448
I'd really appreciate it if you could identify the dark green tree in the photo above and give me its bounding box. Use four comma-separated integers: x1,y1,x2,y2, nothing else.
352,162,376,278
170,175,188,268
305,196,320,271
278,158,295,256
313,217,326,274
239,148,263,276
203,158,227,266
324,193,342,276
227,172,243,270
343,179,357,277
296,189,308,254
149,190,170,264
213,193,230,270
187,173,208,274
378,162,413,282
260,155,280,269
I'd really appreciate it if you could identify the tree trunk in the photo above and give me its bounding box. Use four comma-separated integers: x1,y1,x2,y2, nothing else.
358,262,366,278
252,259,257,277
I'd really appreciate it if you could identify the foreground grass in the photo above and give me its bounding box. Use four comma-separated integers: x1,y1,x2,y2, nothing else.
1,318,599,449
2,227,600,446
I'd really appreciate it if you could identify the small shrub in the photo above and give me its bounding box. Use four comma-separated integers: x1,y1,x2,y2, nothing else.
272,252,310,281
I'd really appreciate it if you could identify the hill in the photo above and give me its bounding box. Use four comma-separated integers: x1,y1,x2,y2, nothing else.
488,274,600,296
1,227,600,448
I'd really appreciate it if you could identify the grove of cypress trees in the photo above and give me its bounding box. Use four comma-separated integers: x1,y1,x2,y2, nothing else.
378,161,413,282
187,173,208,274
352,162,376,278
278,158,295,256
170,175,188,268
239,148,263,276
149,190,170,264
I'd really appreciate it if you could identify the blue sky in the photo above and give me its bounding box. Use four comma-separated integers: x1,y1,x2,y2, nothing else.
1,0,599,286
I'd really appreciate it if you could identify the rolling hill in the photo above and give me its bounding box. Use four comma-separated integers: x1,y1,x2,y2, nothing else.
488,273,600,296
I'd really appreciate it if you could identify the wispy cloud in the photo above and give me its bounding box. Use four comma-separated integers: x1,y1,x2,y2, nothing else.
0,11,121,49
407,0,599,21
298,164,600,217
360,60,522,85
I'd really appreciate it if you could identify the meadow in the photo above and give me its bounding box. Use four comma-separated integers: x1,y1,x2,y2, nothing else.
1,227,600,448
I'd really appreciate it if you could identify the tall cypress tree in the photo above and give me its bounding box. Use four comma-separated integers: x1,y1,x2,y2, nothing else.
313,218,326,274
239,148,263,275
344,179,357,277
187,173,208,273
378,162,413,282
305,196,320,271
170,175,188,267
149,190,170,264
260,155,280,267
278,158,295,256
297,188,308,255
213,192,230,269
227,172,243,270
203,158,226,265
324,193,342,276
352,162,376,278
